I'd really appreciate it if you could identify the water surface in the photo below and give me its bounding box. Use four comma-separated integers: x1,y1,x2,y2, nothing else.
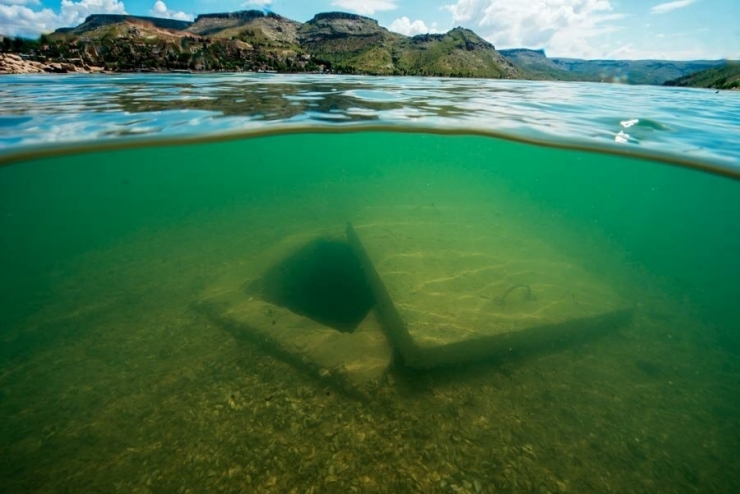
1,74,739,167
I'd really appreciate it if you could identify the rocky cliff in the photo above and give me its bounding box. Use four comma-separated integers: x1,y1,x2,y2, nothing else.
188,10,301,45
0,53,103,74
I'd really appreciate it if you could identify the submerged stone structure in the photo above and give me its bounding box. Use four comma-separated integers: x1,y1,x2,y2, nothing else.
197,208,632,393
196,228,393,397
346,218,632,368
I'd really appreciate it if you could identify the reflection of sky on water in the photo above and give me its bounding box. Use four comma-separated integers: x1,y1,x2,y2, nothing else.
0,73,739,165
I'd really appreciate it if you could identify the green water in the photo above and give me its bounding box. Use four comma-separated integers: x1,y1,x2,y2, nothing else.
1,132,739,493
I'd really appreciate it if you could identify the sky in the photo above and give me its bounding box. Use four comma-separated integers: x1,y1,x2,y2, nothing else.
1,0,738,60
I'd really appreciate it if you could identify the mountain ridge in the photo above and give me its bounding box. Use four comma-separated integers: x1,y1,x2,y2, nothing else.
31,10,520,77
0,10,733,83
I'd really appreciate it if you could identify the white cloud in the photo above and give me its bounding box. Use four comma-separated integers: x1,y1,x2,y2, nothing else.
656,31,690,38
443,0,481,23
650,0,695,14
242,0,272,6
442,0,625,58
331,0,398,16
1,0,41,5
59,0,126,26
606,43,709,60
0,0,125,37
0,4,60,36
150,0,193,21
389,17,437,36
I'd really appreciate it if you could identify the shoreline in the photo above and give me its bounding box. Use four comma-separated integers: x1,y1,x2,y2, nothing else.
1,54,738,91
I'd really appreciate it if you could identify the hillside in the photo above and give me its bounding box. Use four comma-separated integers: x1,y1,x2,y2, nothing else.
30,10,519,77
296,12,401,74
3,10,728,82
54,14,191,36
395,28,520,78
500,49,727,85
188,11,301,46
294,13,521,78
664,62,740,89
552,58,726,85
498,49,590,81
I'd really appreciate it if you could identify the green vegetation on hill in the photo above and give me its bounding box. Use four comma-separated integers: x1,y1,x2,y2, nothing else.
549,58,726,85
2,10,732,83
394,28,519,78
2,35,42,54
2,10,520,78
296,12,401,74
664,62,740,90
291,14,521,78
499,48,728,85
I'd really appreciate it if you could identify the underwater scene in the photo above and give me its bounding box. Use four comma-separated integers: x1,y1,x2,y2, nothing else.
1,75,740,493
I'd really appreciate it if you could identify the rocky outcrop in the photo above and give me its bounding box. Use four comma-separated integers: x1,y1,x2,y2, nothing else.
188,9,300,43
0,53,46,74
193,10,273,22
0,53,103,74
298,12,389,44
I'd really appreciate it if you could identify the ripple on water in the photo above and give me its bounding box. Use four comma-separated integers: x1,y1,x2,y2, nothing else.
0,74,738,167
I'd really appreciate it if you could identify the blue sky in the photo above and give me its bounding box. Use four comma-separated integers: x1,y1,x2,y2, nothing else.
1,0,738,60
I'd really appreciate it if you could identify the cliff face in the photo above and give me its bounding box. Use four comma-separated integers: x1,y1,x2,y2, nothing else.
298,12,389,42
194,11,268,21
66,14,192,35
188,10,301,44
45,14,193,46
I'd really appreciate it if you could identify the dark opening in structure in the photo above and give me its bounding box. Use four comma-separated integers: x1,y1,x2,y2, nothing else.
250,239,375,333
